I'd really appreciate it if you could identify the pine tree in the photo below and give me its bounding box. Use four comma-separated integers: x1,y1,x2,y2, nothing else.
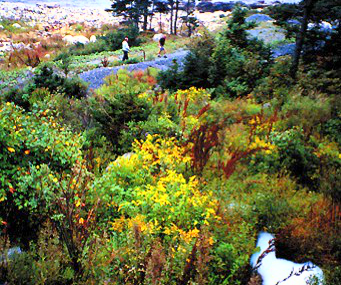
181,0,198,37
108,0,152,29
154,0,169,32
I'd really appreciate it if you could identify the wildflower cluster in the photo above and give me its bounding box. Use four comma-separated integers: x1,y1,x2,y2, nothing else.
96,134,219,240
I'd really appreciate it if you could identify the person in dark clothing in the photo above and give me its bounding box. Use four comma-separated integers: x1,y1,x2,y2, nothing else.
158,35,167,58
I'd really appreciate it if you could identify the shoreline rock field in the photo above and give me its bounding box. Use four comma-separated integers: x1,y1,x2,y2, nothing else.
0,2,117,29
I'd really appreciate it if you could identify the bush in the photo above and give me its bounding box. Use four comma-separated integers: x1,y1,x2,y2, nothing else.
102,25,141,51
2,88,30,110
157,60,185,92
157,6,272,97
90,69,156,153
3,222,73,285
60,25,142,57
31,65,87,99
66,39,108,56
0,101,85,246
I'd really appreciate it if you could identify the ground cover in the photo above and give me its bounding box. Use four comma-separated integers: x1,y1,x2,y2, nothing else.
0,3,340,285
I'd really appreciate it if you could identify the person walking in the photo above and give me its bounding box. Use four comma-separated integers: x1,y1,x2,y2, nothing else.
122,37,130,61
158,35,167,58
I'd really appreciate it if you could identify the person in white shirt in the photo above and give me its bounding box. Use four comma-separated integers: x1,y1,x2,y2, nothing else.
122,37,130,61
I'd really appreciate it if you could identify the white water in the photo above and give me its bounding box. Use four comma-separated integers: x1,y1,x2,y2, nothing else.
251,232,324,285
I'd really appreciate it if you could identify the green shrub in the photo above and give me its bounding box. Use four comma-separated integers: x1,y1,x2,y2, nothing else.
31,65,87,99
157,60,184,92
323,116,341,145
157,6,272,97
3,222,74,285
2,88,30,110
0,101,85,245
102,25,141,51
271,128,320,188
325,266,341,285
66,39,108,56
90,69,155,153
5,252,35,285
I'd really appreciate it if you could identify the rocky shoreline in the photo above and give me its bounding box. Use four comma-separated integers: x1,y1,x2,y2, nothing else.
0,1,299,57
0,2,117,29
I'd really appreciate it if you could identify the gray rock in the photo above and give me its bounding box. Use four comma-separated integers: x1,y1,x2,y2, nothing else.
247,28,286,43
287,19,300,26
12,23,21,28
245,13,274,23
272,43,295,57
0,247,22,262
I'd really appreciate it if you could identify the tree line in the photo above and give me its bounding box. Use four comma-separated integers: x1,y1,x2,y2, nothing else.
107,0,198,36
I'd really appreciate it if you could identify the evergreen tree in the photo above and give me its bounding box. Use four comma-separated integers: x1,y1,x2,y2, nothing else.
154,0,169,32
267,0,340,77
158,5,272,97
108,0,152,29
181,0,198,37
208,5,272,97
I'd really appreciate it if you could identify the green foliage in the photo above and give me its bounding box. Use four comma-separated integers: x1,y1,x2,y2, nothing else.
223,4,257,49
271,128,319,187
209,38,271,97
157,60,184,92
65,39,108,56
209,222,254,284
158,6,272,97
31,65,88,99
0,69,28,91
103,25,141,51
3,222,73,285
0,101,85,245
54,52,71,77
0,5,340,283
266,0,341,69
108,0,151,28
2,88,30,110
90,69,156,153
324,266,341,285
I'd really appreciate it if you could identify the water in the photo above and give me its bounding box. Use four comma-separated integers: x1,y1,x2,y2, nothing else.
251,232,324,285
2,0,301,9
0,0,113,9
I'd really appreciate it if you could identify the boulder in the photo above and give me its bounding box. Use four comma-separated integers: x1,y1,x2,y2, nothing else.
90,35,97,42
272,43,295,58
12,42,26,50
214,2,235,12
73,35,90,45
287,19,300,26
63,35,91,45
63,35,75,45
248,1,270,9
0,42,12,53
308,21,332,32
153,33,165,42
0,247,22,262
12,23,22,28
245,14,274,23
